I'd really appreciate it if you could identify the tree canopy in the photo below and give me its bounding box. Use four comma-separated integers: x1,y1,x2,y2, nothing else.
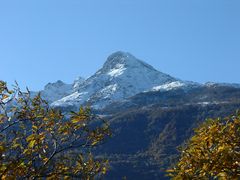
0,81,111,179
167,111,240,179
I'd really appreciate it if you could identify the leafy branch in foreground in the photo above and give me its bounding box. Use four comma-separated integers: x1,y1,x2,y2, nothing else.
0,81,111,179
167,111,240,180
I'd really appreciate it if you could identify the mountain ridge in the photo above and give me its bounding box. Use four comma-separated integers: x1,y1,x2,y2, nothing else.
36,51,240,110
51,51,179,109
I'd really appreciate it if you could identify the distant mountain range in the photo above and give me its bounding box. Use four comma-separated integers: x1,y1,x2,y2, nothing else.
35,51,240,179
37,51,239,110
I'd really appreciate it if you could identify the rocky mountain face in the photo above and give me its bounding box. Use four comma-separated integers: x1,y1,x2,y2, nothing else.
50,51,182,109
37,51,240,179
39,80,73,103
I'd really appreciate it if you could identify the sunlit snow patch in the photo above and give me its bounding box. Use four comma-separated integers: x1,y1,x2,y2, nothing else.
51,91,88,107
108,64,126,77
152,81,185,91
100,84,118,99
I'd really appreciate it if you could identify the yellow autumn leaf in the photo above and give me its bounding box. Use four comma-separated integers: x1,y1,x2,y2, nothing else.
43,117,48,121
32,125,38,131
26,134,35,142
43,158,48,163
91,141,98,146
218,146,225,152
28,139,36,148
71,118,80,123
2,94,9,100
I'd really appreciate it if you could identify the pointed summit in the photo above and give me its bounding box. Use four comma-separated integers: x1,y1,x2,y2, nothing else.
99,51,160,79
103,51,156,72
103,51,136,68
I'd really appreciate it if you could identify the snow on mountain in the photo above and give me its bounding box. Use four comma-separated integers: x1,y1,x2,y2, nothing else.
151,81,185,91
204,82,240,88
52,51,177,109
150,81,200,92
40,80,73,103
73,76,85,92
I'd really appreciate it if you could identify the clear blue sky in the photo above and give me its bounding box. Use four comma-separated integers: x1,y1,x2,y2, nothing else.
0,0,240,91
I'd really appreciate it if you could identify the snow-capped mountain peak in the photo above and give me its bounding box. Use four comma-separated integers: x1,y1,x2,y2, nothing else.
51,51,178,109
98,51,158,78
40,80,72,103
104,51,153,68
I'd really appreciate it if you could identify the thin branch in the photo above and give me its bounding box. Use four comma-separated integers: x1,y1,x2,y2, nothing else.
0,119,21,133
